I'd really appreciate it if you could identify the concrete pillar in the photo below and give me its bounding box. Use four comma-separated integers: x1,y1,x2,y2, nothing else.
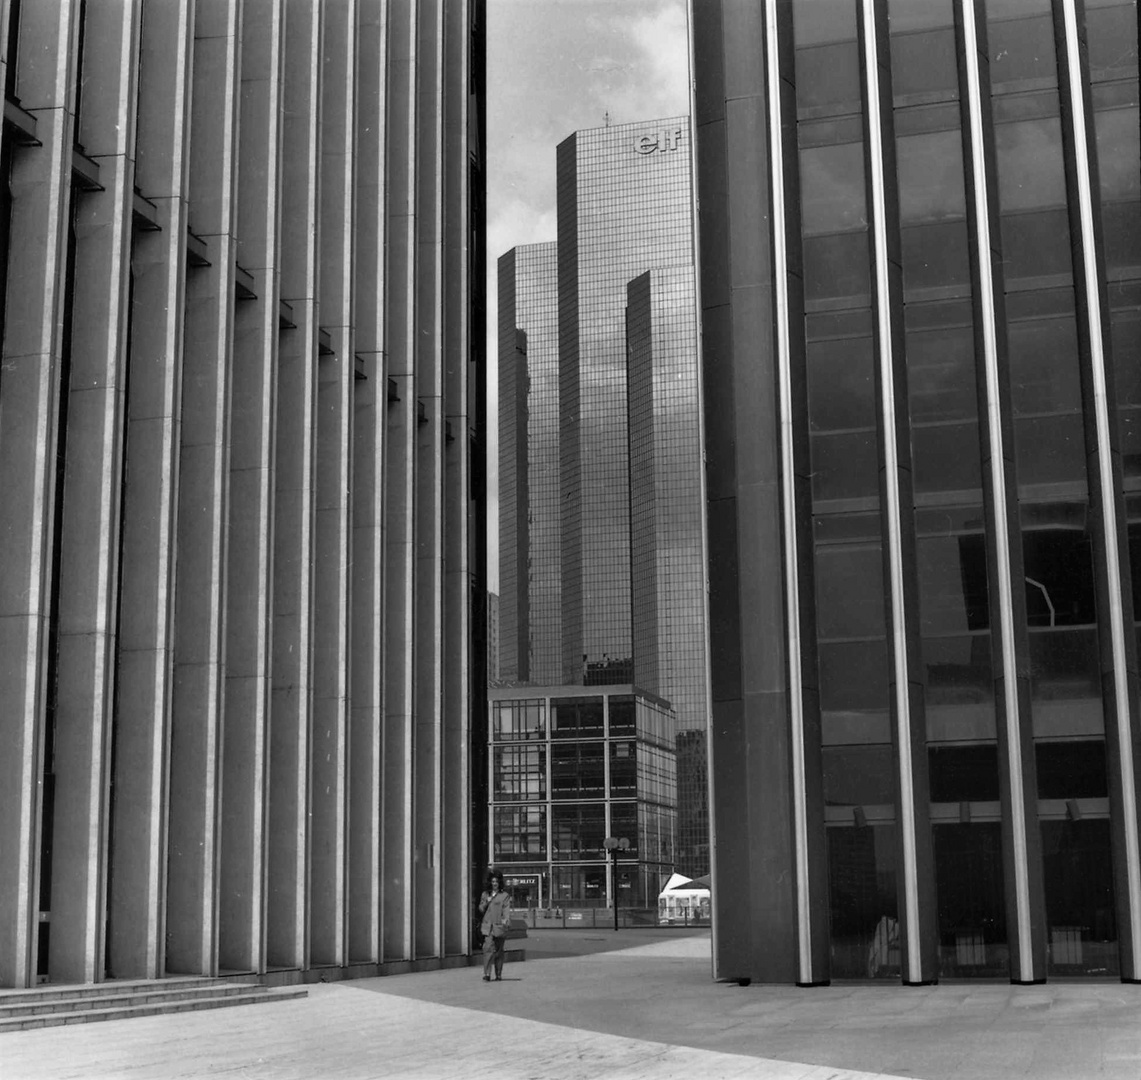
413,0,445,963
48,0,142,987
349,0,388,967
382,0,417,963
309,0,356,970
268,0,320,973
167,0,242,976
0,0,80,990
218,0,286,976
110,0,193,984
441,0,473,959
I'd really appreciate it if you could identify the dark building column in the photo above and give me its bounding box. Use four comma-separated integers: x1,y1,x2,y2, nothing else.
1052,0,1141,981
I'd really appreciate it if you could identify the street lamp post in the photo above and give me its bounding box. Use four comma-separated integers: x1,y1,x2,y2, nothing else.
603,836,630,931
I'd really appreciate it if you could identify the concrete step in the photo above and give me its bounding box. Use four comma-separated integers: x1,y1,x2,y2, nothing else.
0,984,308,1033
0,982,256,1020
0,975,220,1006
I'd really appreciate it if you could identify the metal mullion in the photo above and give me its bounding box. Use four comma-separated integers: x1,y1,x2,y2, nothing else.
1057,0,1141,972
764,0,813,987
860,0,923,982
959,0,1036,984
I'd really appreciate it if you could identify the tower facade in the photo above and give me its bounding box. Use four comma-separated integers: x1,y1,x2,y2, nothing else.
557,117,693,686
0,0,486,989
695,0,1140,985
497,242,560,685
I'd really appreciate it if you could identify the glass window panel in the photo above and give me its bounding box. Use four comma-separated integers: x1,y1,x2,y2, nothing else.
912,423,984,495
610,740,637,796
1042,819,1119,976
999,208,1074,283
803,232,873,305
816,544,886,639
995,118,1068,212
907,325,977,423
551,696,604,738
810,431,881,502
923,634,995,710
890,26,959,100
1008,316,1081,414
897,130,967,222
550,741,605,799
929,745,1001,801
827,824,900,978
1014,414,1087,488
551,803,605,861
800,143,869,234
608,696,636,736
794,0,861,114
902,223,971,294
493,699,546,741
986,1,1058,92
493,744,547,801
1036,740,1109,799
493,805,546,862
919,533,990,633
1095,107,1141,204
934,823,1009,976
823,745,895,805
807,335,876,430
1086,1,1139,82
1116,310,1141,482
819,639,891,714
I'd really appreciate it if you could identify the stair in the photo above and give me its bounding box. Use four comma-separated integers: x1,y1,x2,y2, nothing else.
0,976,307,1033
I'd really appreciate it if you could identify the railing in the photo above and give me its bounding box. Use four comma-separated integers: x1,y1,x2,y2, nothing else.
517,906,712,929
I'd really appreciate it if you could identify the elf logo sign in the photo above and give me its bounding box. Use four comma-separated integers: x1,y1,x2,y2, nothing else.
633,128,683,155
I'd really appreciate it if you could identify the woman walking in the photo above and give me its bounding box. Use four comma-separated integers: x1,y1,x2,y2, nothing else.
478,873,512,981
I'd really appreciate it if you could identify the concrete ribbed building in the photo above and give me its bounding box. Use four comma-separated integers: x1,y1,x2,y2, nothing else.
0,0,486,990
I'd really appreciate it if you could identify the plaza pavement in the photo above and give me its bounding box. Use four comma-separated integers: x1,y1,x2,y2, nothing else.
2,928,1140,1079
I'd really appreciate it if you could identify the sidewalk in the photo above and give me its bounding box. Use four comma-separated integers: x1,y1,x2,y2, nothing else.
2,929,1140,1079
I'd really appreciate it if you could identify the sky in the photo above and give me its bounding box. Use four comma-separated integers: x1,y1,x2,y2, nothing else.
485,0,691,591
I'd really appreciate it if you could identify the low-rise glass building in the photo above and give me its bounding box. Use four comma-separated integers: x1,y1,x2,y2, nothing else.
488,686,677,910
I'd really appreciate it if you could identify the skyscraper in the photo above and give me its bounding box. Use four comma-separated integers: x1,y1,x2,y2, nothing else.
557,117,694,687
498,243,560,685
0,0,485,990
695,0,1140,985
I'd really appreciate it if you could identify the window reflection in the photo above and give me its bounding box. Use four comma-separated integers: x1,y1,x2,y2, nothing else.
827,825,899,978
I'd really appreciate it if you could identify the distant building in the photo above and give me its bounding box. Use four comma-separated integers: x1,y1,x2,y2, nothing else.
674,730,710,879
627,265,709,877
497,243,560,684
488,685,677,909
488,592,500,684
556,116,694,687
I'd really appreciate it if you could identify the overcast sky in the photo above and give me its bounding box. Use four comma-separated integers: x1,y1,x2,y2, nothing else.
485,0,691,591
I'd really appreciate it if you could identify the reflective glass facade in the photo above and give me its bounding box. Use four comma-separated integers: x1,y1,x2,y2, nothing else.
497,243,561,684
558,117,693,685
696,0,1140,985
488,687,677,908
627,265,711,874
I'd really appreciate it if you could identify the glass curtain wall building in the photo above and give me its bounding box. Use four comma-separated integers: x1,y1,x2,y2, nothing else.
488,686,677,908
498,243,561,685
557,117,694,686
627,265,711,875
0,0,486,989
694,0,1140,984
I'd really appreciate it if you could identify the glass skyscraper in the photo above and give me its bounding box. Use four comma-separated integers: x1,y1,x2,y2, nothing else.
498,243,560,685
696,0,1140,985
557,117,694,686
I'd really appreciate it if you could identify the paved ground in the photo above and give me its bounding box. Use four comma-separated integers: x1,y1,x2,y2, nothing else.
3,928,1141,1079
